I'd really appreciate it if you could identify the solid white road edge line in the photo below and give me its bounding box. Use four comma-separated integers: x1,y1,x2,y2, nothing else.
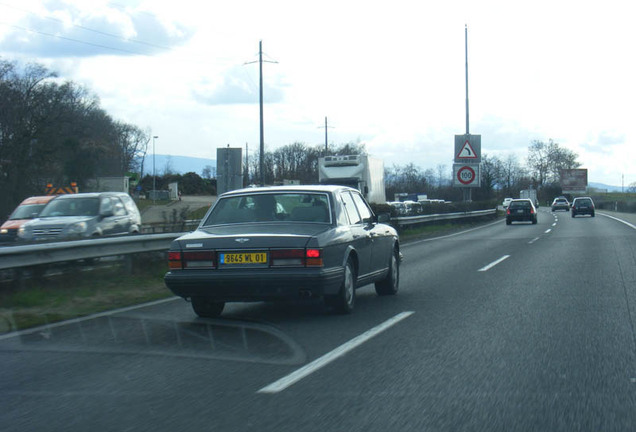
478,255,510,272
599,213,636,231
257,311,415,394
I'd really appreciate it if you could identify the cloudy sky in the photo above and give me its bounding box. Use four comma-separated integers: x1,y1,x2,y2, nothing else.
1,0,634,186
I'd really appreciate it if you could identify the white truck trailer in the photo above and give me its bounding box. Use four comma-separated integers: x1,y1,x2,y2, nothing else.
318,154,386,203
520,189,538,206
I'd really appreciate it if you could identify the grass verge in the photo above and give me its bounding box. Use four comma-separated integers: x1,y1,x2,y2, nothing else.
0,255,173,333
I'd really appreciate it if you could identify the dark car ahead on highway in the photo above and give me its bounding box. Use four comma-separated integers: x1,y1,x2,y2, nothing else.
571,196,595,217
506,198,538,225
164,185,400,317
551,197,570,212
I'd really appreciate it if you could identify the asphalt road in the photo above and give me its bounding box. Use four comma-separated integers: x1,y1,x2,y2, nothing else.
2,209,636,431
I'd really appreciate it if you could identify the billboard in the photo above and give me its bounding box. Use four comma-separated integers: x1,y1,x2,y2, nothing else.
216,147,244,195
560,169,588,193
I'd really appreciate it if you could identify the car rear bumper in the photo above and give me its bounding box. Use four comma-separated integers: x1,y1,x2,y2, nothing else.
572,209,594,215
164,266,345,301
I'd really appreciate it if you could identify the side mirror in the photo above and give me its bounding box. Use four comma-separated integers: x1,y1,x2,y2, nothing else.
376,212,391,223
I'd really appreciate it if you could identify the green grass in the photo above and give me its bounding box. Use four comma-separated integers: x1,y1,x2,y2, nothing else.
0,256,173,333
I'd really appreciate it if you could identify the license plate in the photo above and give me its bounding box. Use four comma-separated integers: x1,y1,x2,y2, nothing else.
220,252,267,265
517,209,524,213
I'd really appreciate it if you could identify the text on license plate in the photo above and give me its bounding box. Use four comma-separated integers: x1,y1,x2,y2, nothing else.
517,209,524,213
220,252,267,264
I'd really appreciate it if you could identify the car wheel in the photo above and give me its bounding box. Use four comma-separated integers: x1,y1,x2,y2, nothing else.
191,297,225,318
532,217,537,224
506,219,511,225
375,250,399,296
327,258,356,314
591,211,595,217
571,212,575,218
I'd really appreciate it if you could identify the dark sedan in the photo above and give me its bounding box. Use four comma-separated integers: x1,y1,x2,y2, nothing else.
571,196,595,217
164,185,400,317
506,198,538,225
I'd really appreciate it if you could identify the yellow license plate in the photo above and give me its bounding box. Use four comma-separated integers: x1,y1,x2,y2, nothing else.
220,252,268,265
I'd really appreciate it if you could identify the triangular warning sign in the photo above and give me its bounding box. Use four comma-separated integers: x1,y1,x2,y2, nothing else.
457,140,477,158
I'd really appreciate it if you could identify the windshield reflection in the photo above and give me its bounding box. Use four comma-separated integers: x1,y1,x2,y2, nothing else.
0,314,306,366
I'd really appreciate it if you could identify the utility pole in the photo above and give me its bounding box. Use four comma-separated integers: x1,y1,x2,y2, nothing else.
244,41,278,186
318,116,334,153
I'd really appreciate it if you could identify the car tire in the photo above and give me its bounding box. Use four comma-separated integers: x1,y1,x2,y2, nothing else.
191,297,225,318
375,250,399,296
571,212,575,218
532,217,537,224
327,258,356,314
591,211,595,217
506,219,511,225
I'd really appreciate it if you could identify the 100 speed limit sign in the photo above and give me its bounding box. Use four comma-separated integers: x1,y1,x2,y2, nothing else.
453,164,480,187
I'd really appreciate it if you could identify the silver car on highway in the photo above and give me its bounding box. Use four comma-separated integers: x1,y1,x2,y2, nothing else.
18,192,141,241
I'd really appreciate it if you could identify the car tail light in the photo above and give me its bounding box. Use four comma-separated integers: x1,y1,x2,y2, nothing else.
530,208,535,214
183,251,216,269
270,248,323,267
305,248,323,267
168,251,182,270
506,209,511,215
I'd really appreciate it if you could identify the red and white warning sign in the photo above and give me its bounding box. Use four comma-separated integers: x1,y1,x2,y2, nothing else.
454,134,481,163
457,140,477,159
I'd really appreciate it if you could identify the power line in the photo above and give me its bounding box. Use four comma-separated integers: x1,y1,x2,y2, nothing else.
0,2,172,54
0,22,150,56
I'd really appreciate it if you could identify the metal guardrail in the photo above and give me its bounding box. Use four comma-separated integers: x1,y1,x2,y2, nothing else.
0,233,182,271
0,209,498,271
392,208,497,227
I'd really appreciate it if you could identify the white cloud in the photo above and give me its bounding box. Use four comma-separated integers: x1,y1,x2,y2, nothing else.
0,0,634,185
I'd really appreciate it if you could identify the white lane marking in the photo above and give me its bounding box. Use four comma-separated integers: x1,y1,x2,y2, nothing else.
552,223,557,227
258,311,415,394
528,237,540,244
0,297,179,341
545,229,552,233
599,213,636,231
478,255,510,272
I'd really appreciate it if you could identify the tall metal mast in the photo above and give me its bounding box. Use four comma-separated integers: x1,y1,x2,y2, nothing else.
465,24,470,135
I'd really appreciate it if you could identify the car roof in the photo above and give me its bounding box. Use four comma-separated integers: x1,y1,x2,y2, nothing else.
52,192,127,199
19,195,57,205
219,185,357,197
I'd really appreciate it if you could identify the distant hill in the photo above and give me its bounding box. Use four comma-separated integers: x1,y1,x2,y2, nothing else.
140,154,216,176
589,182,622,192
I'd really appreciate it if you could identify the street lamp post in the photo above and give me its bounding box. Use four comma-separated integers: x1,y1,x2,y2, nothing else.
152,135,158,204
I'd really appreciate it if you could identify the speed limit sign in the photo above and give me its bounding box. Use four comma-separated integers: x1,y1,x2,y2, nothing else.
453,163,480,187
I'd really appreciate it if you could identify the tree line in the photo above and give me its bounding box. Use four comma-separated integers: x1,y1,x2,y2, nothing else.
0,58,149,218
1,57,587,219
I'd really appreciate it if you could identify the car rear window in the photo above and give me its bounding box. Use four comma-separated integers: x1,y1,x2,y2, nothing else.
509,201,530,208
203,192,331,225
